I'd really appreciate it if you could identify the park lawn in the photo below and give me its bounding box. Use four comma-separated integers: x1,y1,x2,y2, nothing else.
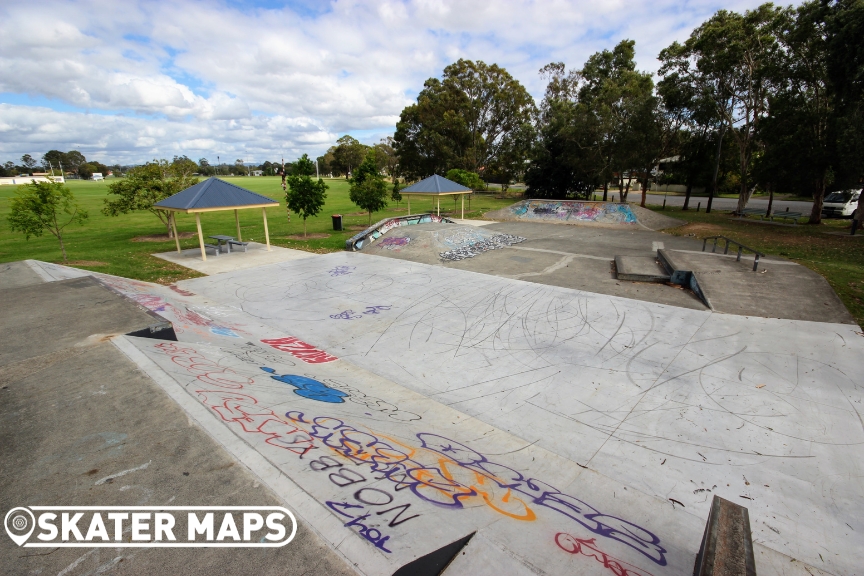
649,204,864,327
0,176,514,283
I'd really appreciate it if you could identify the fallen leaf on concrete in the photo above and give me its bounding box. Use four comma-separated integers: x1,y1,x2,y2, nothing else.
756,384,766,388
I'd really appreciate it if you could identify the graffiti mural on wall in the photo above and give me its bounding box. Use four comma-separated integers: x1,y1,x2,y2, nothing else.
377,237,411,251
509,201,637,224
346,213,454,251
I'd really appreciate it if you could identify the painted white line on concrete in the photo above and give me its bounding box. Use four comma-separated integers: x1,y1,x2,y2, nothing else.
111,336,374,576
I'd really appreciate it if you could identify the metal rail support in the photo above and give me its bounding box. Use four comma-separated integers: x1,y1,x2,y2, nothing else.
702,236,765,271
693,496,756,576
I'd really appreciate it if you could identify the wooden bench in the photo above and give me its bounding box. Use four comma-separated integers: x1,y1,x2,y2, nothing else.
770,210,804,224
228,240,249,252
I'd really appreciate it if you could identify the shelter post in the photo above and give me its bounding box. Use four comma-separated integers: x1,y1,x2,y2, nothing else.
407,197,411,214
262,208,271,251
195,213,207,261
171,212,181,253
437,196,440,216
235,209,242,241
461,194,465,219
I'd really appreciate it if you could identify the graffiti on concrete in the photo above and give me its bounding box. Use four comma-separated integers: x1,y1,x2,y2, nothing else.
261,337,339,364
377,237,411,250
330,310,363,320
555,533,655,576
321,377,421,421
223,342,296,367
331,306,391,320
329,265,356,276
363,306,391,315
509,201,637,224
439,233,526,261
146,341,664,568
261,367,348,403
285,412,667,565
327,500,394,552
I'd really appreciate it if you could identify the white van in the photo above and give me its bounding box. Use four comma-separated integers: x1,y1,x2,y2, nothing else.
92,172,104,181
822,189,860,218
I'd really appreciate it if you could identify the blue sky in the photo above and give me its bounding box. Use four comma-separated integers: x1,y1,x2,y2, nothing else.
0,0,780,165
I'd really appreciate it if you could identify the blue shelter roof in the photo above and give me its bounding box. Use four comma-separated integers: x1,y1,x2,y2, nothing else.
154,178,279,212
400,174,472,194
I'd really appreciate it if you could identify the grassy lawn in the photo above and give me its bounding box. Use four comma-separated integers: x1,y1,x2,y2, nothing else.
648,204,864,326
0,176,514,283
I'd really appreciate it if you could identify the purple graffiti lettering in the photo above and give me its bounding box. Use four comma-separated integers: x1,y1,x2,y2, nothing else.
363,306,391,315
330,310,362,320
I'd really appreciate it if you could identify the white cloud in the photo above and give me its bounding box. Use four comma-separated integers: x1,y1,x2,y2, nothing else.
0,0,786,164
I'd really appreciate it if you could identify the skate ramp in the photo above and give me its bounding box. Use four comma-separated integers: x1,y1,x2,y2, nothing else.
358,222,525,265
486,199,639,226
20,258,859,576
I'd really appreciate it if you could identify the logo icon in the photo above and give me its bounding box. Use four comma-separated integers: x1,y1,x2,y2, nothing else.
4,507,35,546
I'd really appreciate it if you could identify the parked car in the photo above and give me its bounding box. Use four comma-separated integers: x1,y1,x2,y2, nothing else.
822,189,860,218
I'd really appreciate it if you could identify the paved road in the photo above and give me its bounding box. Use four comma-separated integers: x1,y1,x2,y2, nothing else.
636,193,814,213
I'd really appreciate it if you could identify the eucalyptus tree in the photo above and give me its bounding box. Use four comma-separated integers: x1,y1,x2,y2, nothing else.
394,59,536,182
659,4,784,213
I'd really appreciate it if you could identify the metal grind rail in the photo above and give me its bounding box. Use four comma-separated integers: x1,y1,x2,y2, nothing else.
701,236,765,271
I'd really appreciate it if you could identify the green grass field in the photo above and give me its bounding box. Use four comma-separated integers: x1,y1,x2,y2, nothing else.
0,177,514,283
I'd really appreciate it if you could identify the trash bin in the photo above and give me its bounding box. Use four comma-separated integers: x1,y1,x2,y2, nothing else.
332,214,343,231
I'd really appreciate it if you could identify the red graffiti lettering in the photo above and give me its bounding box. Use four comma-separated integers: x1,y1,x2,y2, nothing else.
261,337,338,364
554,533,654,576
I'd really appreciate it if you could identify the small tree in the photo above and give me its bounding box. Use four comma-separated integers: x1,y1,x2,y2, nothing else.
7,179,88,263
103,158,198,238
286,154,328,237
349,151,388,224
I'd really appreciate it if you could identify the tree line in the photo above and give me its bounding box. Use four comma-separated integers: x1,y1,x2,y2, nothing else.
1,150,118,180
391,0,864,224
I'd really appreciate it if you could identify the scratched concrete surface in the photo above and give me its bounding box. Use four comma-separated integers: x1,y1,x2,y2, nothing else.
0,264,354,576
21,258,860,576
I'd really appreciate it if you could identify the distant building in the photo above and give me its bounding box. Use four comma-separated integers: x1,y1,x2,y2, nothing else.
251,170,263,176
92,173,104,181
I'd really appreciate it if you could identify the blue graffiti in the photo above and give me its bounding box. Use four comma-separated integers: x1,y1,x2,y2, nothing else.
210,326,240,337
260,367,348,403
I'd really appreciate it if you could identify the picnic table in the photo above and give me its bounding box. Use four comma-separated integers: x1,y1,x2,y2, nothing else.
209,235,235,253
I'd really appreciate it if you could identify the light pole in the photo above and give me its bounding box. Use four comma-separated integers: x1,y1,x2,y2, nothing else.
217,156,220,177
315,159,319,179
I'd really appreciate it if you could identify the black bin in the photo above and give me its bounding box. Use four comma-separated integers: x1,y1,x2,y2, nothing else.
332,214,343,231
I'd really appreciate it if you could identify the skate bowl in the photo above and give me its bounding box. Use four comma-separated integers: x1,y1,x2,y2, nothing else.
355,222,525,264
345,213,455,251
486,199,638,226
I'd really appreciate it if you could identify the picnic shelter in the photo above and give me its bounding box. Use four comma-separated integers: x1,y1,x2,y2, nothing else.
154,177,279,261
400,174,472,218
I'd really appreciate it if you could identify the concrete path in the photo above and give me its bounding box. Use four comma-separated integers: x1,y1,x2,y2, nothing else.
153,241,315,275
639,193,813,213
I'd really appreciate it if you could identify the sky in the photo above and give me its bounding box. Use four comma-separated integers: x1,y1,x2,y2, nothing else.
0,0,781,166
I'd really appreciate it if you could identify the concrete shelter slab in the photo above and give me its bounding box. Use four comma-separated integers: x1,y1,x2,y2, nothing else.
153,241,315,275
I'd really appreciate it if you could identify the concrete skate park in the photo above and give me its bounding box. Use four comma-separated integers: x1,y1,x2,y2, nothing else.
2,199,861,576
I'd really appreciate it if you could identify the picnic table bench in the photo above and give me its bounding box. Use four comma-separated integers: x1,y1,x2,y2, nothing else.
228,239,249,252
770,210,804,224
